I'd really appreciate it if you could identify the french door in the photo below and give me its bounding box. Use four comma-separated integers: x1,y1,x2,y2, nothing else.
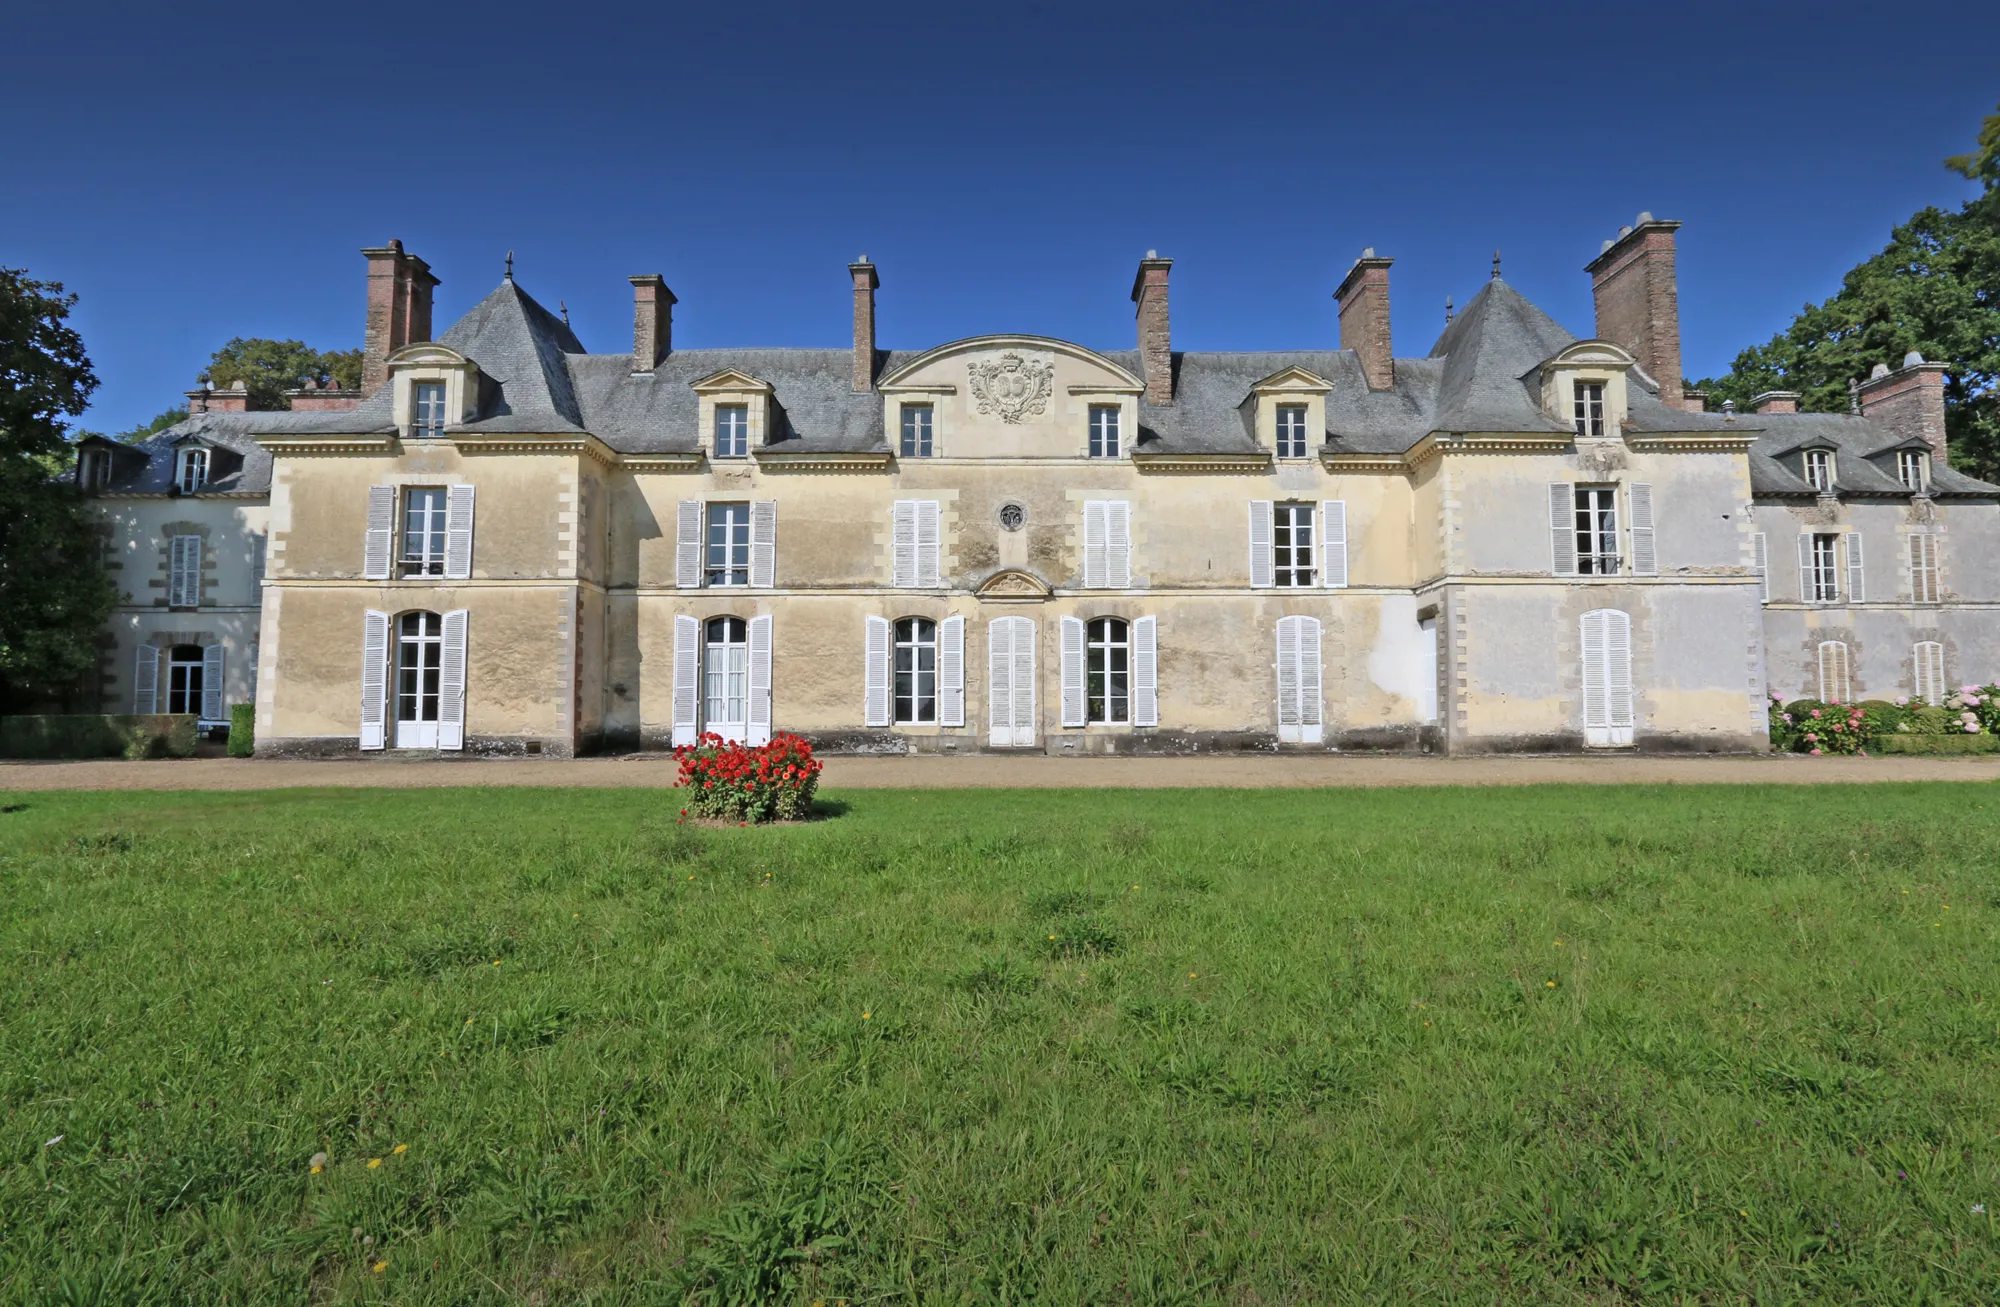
395,611,443,747
1580,609,1634,746
704,616,750,743
987,616,1036,747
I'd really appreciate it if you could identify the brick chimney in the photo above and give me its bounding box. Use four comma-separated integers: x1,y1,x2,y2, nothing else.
361,240,438,394
1681,389,1709,414
849,257,878,392
1586,214,1684,409
186,378,252,414
1131,251,1173,405
283,378,364,411
1335,249,1395,392
1751,391,1799,415
629,274,676,374
1858,351,1950,466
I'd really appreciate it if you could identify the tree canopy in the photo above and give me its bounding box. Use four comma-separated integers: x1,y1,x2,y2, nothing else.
205,337,362,411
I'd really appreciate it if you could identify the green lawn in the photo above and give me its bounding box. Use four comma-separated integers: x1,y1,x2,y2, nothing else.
3,785,1997,1305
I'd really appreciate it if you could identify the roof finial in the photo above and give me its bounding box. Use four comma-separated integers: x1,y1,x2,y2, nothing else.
1848,377,1861,415
504,250,514,282
1492,249,1502,280
1444,295,1454,325
560,299,569,326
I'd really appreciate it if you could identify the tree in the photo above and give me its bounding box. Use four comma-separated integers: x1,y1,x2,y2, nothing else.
1694,103,2000,480
74,407,190,446
0,269,120,711
206,337,361,410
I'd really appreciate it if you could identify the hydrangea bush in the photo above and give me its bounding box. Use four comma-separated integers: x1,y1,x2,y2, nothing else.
674,732,822,823
1767,684,2000,754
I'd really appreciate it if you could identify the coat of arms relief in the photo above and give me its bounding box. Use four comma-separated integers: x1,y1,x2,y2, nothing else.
967,351,1054,424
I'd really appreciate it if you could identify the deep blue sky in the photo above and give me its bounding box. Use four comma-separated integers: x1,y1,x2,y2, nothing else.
5,1,1995,432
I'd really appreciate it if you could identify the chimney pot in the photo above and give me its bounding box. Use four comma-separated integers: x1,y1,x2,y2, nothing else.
1870,362,1890,379
849,258,880,392
1586,214,1685,409
1362,246,1375,258
1334,252,1396,392
629,274,676,373
1636,211,1653,225
1131,252,1175,404
1904,349,1925,366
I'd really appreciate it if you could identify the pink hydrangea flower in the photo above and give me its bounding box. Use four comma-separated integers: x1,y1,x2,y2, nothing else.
1783,713,1794,723
1967,695,1982,706
1968,722,1982,734
1810,748,1823,756
1810,709,1822,719
1895,696,1909,707
1804,732,1818,743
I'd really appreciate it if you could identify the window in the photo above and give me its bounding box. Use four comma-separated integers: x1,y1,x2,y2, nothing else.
1573,382,1605,439
1085,617,1130,724
1276,404,1309,459
1574,486,1620,574
1898,449,1929,490
79,448,110,491
1808,533,1840,602
1580,609,1635,747
894,618,937,725
169,535,202,608
705,503,751,586
413,382,448,439
395,611,443,747
167,645,205,716
1804,449,1834,493
900,404,933,458
175,447,208,493
703,616,749,740
1910,533,1940,603
1274,503,1316,587
400,488,448,577
1913,641,1946,705
1817,640,1852,704
1088,405,1121,459
715,404,749,458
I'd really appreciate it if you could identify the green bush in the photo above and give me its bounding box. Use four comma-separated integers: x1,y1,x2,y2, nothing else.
1905,705,1955,735
227,703,255,757
1876,733,2000,754
0,714,197,760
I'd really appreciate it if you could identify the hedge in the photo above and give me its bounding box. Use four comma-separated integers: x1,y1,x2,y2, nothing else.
1874,733,2000,755
0,714,199,760
228,703,255,757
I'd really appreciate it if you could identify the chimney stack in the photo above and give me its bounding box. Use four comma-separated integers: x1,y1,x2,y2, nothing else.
186,378,253,414
1858,351,1950,467
629,274,676,374
283,378,364,412
1586,213,1683,409
1750,391,1799,416
849,257,878,392
1131,251,1173,405
1335,249,1395,392
361,239,438,394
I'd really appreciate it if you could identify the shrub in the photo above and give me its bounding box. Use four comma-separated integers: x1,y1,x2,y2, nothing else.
674,733,821,824
1775,699,1871,755
227,703,255,757
0,714,196,760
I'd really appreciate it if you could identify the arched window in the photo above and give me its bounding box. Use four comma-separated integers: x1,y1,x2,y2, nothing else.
704,616,750,741
395,612,443,747
1086,617,1130,724
1816,640,1852,704
175,446,208,493
894,617,937,724
167,644,205,716
1913,641,1945,704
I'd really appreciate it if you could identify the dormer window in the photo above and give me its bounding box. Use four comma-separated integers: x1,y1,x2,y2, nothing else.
900,404,934,458
1088,405,1121,459
1898,449,1929,491
715,405,750,459
1276,405,1309,459
413,382,448,439
78,447,110,492
1573,382,1606,439
1805,448,1834,493
175,446,208,493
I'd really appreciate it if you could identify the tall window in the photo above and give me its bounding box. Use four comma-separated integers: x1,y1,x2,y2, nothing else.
1913,641,1946,705
1573,382,1605,438
1089,405,1121,459
1804,449,1834,492
1809,532,1840,602
167,645,205,716
79,448,109,491
1274,503,1316,587
1276,404,1308,459
715,404,749,458
703,616,749,737
175,447,208,493
400,487,447,577
894,617,937,724
413,382,448,439
396,612,442,734
706,503,751,586
1574,486,1620,574
900,405,934,458
1909,533,1940,603
1817,640,1852,704
1086,617,1130,724
1898,449,1928,490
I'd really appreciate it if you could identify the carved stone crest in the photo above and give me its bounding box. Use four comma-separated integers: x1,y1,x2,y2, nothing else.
967,352,1054,424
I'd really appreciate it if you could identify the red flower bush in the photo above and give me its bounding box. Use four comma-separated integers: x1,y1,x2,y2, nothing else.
674,733,821,823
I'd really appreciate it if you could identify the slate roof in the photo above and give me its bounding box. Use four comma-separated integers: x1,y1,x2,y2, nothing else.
1745,411,1999,498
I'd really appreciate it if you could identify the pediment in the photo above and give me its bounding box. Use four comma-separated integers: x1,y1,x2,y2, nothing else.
690,368,773,394
387,343,471,367
879,335,1142,392
1543,339,1636,370
974,567,1053,602
1250,365,1333,394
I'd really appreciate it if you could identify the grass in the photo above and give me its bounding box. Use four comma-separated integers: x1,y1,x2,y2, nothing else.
2,784,1997,1304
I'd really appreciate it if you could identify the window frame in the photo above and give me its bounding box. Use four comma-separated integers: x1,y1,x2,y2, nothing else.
412,382,449,439
395,611,444,730
1273,502,1317,588
175,446,208,493
899,404,934,459
1898,449,1928,491
1574,485,1620,575
1809,532,1840,602
1088,405,1122,459
1804,448,1834,493
399,487,449,578
1573,381,1606,439
80,448,110,491
893,617,938,725
702,615,750,738
714,404,750,460
1275,404,1309,459
167,644,206,716
704,502,752,587
1085,616,1130,725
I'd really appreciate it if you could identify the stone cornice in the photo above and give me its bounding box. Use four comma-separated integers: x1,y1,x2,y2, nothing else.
1624,433,1759,454
1320,451,1409,472
1407,433,1572,467
752,449,894,473
618,452,706,472
255,435,397,456
1130,451,1272,474
451,433,617,466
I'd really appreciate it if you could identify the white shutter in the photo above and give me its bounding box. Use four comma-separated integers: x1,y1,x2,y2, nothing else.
1845,533,1865,604
1276,617,1298,735
1107,502,1132,588
133,643,159,714
1249,501,1275,588
1605,610,1633,727
747,614,773,744
438,609,468,750
169,535,201,608
1797,534,1814,602
1753,532,1768,602
988,618,1014,744
1083,501,1107,589
1298,617,1323,742
201,644,225,721
1628,484,1656,576
1911,533,1940,604
363,486,394,580
1011,618,1035,741
864,615,891,727
1914,641,1944,704
671,614,700,745
939,615,966,727
444,484,476,580
1132,615,1158,727
252,533,268,581
1060,615,1086,727
1320,500,1348,589
675,501,703,589
1550,484,1576,576
1817,641,1851,704
1581,611,1609,729
359,610,389,750
891,502,917,588
750,501,776,588
917,500,941,588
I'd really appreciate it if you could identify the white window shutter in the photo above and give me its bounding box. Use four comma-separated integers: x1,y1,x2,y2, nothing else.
1911,533,1940,604
444,484,476,580
1845,533,1865,604
1298,617,1323,742
359,610,389,750
1817,641,1852,703
1132,615,1158,727
671,614,700,745
1084,501,1107,589
1914,641,1944,704
1107,502,1132,588
917,500,941,588
363,486,394,581
939,615,966,727
1550,484,1576,576
133,643,159,714
675,501,703,589
169,535,200,608
1628,484,1656,575
891,502,917,588
1581,611,1608,729
1060,615,1086,727
988,618,1014,743
750,501,777,588
747,614,773,744
252,533,268,581
1320,500,1348,589
1605,610,1633,727
201,645,225,721
438,609,468,750
1275,616,1301,741
1010,619,1035,741
1249,501,1275,588
1753,532,1768,602
864,615,891,727
1797,534,1814,602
